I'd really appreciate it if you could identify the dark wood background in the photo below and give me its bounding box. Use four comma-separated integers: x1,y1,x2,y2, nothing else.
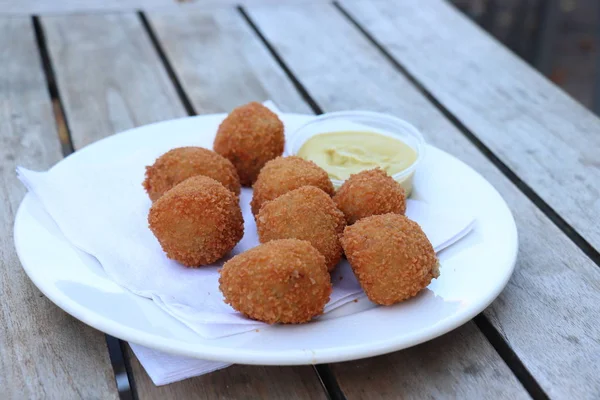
452,0,600,113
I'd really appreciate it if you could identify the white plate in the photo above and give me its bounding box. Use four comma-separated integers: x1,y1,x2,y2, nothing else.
14,112,517,365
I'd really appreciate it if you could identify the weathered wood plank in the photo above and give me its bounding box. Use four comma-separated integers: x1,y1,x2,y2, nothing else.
0,0,172,15
147,5,529,398
340,0,600,252
42,13,187,149
0,17,118,399
331,323,529,399
42,12,327,399
126,347,327,399
247,3,600,397
0,0,331,16
147,8,312,114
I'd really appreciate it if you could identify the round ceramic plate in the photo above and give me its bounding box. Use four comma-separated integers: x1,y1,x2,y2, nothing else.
14,112,517,365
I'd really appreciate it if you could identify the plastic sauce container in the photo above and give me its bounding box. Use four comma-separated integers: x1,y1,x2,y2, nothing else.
286,111,426,196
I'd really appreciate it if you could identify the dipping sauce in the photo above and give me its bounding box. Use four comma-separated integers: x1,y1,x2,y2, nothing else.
297,130,418,182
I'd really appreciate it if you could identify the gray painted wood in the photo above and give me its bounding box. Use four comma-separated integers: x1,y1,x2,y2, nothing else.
0,17,119,399
247,3,600,397
0,0,171,14
127,347,327,400
340,0,600,252
42,12,327,399
42,13,187,149
147,8,312,114
331,323,530,399
0,0,331,15
147,5,529,398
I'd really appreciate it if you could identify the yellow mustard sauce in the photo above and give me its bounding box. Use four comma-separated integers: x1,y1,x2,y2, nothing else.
297,130,417,183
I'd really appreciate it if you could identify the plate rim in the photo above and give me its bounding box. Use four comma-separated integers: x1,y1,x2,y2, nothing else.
13,112,519,364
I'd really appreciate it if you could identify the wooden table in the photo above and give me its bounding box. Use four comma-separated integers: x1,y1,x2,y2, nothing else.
2,0,599,398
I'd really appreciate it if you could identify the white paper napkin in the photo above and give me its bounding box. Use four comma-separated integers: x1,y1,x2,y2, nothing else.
16,107,475,385
129,343,231,386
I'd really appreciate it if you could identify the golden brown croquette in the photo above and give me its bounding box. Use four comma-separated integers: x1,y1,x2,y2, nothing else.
148,175,244,267
219,239,331,324
256,186,345,271
213,102,285,186
341,213,439,305
143,147,241,202
333,168,406,224
250,156,334,215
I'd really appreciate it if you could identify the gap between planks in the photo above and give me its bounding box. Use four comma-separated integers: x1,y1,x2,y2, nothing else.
32,15,135,400
239,4,550,399
138,11,196,115
32,16,74,156
238,6,324,114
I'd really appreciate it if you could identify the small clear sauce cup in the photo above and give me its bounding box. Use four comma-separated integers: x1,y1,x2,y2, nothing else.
286,111,426,196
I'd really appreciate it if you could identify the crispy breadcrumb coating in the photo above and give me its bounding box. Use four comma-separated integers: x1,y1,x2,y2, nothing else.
257,186,345,271
148,175,243,267
341,213,439,305
251,156,334,216
333,168,406,225
143,147,240,202
219,239,331,324
213,102,284,186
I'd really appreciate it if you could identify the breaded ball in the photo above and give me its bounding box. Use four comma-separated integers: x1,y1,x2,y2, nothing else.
148,175,243,267
213,102,285,186
143,147,240,202
333,168,406,224
251,156,334,215
219,239,332,324
341,213,439,305
257,186,345,271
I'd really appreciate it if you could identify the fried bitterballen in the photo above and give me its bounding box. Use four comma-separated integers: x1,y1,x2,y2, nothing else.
341,213,439,305
219,239,331,324
143,147,240,202
251,156,334,215
333,168,406,225
257,186,345,271
148,175,243,267
213,102,284,186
